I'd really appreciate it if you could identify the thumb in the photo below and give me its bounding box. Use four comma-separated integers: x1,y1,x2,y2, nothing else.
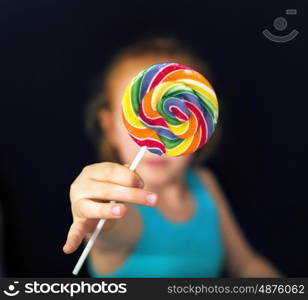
63,220,89,254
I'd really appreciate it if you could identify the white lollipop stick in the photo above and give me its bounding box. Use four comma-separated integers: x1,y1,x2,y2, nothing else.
72,146,147,275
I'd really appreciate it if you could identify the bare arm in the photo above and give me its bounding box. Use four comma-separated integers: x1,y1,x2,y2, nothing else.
197,168,282,277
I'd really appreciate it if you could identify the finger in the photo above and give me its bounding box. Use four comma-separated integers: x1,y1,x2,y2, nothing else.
82,162,144,188
74,199,127,219
78,181,157,206
63,220,94,254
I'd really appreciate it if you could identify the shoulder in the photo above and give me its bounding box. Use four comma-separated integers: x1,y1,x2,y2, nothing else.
193,166,227,209
194,166,217,182
194,166,221,192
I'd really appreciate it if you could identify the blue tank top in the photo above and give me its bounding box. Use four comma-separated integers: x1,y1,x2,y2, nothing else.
87,168,224,277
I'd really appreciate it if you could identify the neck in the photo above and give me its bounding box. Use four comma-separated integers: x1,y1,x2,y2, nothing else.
145,172,188,208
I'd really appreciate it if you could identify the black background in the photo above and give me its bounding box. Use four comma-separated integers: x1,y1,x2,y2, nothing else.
0,0,307,277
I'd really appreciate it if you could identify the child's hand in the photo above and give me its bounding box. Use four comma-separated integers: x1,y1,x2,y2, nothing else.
62,162,157,254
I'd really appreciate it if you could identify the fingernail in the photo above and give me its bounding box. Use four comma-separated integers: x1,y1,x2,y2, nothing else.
146,193,157,205
111,205,121,216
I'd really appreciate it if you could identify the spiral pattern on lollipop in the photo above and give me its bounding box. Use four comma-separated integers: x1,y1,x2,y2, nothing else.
121,62,219,156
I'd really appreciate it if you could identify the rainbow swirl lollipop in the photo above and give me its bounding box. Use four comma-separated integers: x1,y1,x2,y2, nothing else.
122,62,219,156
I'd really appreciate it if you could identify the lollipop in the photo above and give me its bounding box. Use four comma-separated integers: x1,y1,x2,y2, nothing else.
72,62,219,275
122,62,219,156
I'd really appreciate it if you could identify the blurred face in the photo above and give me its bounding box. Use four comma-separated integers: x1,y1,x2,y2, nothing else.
98,56,193,188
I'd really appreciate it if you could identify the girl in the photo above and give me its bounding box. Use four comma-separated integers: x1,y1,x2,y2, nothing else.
63,37,281,277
